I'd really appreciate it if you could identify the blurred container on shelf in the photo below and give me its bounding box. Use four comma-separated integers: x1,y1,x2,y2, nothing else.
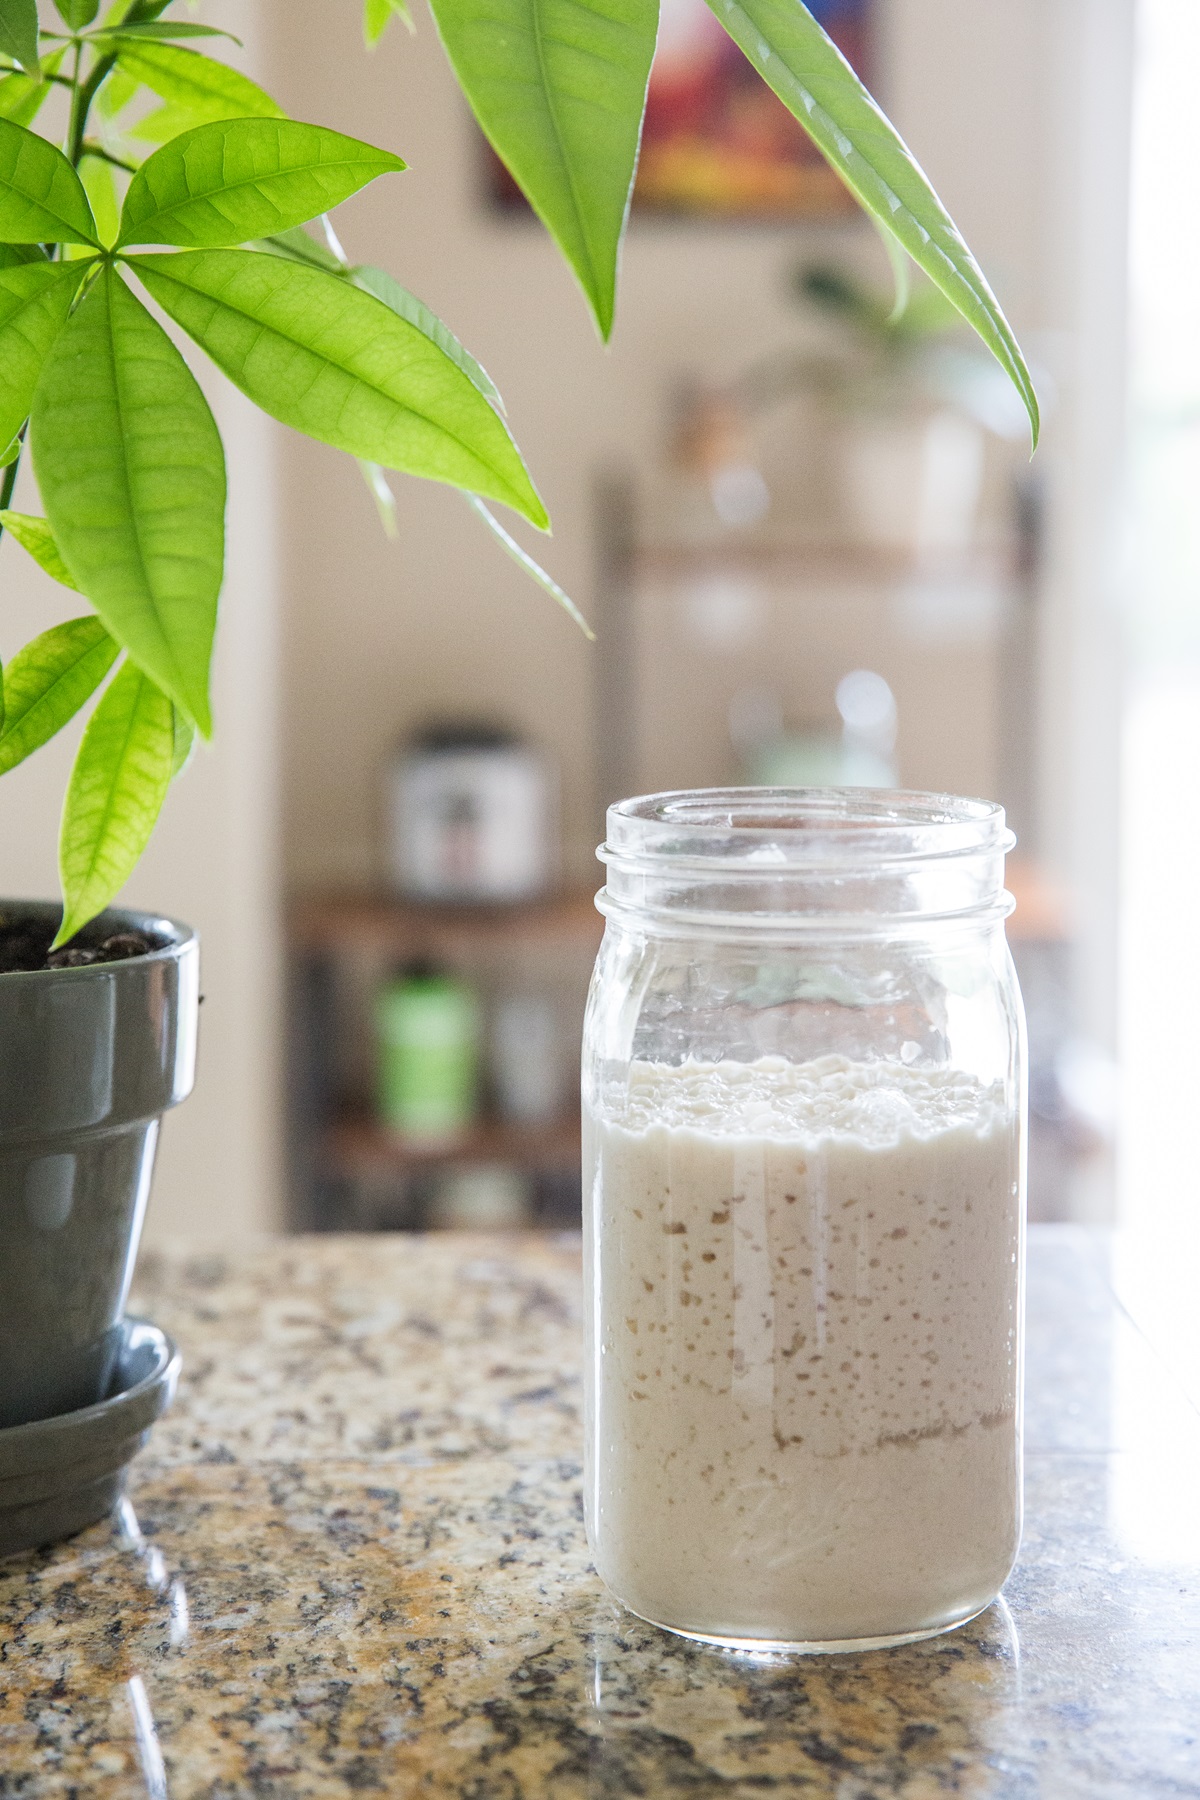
426,1166,533,1230
643,257,1035,567
375,965,479,1142
386,722,557,902
838,409,986,556
491,992,566,1125
662,385,772,550
288,890,600,1232
788,262,1022,559
731,670,898,788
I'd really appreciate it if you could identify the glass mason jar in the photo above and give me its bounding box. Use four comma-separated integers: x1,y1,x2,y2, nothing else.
582,790,1026,1653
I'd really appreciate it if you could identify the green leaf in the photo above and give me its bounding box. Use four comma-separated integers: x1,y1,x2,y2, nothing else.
129,248,549,526
703,0,1039,446
93,21,241,42
427,0,657,341
79,151,119,249
364,0,413,46
0,260,88,453
0,431,19,465
0,118,99,244
55,659,174,945
349,262,504,413
116,117,405,250
54,0,99,27
250,222,344,272
0,241,42,266
169,703,194,777
0,74,46,130
465,494,593,636
96,63,140,121
0,508,80,587
117,41,284,145
30,265,225,733
0,615,118,777
870,213,910,325
0,0,38,74
0,49,64,127
187,240,512,460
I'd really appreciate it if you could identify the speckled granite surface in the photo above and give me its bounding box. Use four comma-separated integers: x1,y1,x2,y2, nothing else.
1,1227,1198,1797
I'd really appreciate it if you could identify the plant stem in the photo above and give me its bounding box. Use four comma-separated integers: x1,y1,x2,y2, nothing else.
81,142,137,173
66,0,169,167
67,42,110,168
0,62,72,88
6,2,170,546
0,427,26,543
0,456,19,510
64,39,83,163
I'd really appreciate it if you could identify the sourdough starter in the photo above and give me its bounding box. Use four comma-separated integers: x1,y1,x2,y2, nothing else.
583,1055,1022,1645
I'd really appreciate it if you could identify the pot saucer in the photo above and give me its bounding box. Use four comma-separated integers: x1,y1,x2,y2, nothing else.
0,1318,180,1559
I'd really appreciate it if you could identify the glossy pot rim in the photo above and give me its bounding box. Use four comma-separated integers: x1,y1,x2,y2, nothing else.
0,901,197,988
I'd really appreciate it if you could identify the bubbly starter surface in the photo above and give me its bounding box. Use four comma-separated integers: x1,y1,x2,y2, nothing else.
584,1057,1022,1645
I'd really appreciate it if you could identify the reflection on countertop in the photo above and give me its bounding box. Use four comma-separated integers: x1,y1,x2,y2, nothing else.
0,1227,1197,1797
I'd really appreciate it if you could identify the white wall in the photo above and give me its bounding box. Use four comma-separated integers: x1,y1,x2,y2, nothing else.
1035,0,1133,1059
268,0,893,888
268,0,1110,903
0,1,1122,1242
893,2,1133,1064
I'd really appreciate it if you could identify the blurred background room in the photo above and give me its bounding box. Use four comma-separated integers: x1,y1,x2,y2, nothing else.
1,0,1192,1250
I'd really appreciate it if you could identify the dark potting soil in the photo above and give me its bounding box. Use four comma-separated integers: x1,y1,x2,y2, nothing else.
0,916,165,975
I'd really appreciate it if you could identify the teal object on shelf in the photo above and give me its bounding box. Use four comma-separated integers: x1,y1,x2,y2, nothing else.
375,970,479,1141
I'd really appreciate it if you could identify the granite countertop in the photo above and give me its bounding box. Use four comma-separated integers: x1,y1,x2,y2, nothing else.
1,1225,1198,1797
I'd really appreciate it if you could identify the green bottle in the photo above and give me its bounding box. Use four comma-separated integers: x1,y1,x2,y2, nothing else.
375,967,479,1141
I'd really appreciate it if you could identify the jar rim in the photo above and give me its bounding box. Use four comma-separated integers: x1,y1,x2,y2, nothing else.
601,787,1014,875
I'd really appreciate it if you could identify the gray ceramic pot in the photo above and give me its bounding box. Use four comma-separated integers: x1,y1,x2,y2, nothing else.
0,903,198,1430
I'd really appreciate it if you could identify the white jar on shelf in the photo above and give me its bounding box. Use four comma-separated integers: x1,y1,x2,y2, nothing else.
839,408,986,556
387,725,557,902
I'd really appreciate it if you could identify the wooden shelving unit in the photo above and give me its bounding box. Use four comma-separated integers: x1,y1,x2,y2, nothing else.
287,887,602,1231
592,471,1043,861
635,538,1019,585
290,888,603,959
319,1111,583,1180
287,865,1064,1230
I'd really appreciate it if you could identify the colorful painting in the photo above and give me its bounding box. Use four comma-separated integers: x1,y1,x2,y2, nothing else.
483,0,873,221
637,0,871,217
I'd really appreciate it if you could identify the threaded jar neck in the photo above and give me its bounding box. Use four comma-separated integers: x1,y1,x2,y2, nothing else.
597,788,1015,939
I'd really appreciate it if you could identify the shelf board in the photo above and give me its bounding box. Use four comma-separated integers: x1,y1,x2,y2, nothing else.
290,865,1065,958
634,539,1020,585
289,887,604,956
321,1111,583,1177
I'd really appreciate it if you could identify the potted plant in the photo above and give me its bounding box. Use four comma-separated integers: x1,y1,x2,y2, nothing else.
788,262,1037,554
667,257,1040,551
0,0,1036,1542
